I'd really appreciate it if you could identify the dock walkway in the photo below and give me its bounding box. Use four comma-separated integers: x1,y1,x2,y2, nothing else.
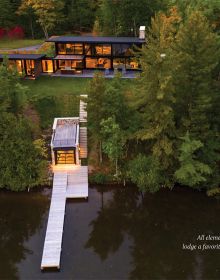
41,96,88,270
41,172,67,269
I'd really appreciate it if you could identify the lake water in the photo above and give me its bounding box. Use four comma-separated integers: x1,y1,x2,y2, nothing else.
0,186,220,280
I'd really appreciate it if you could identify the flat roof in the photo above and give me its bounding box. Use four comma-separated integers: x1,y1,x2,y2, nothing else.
0,54,46,60
46,36,145,44
52,118,79,148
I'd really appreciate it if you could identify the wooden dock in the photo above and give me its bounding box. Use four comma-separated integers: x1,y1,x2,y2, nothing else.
41,97,88,270
41,172,67,269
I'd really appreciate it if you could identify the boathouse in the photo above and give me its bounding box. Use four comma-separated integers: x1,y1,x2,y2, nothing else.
41,97,88,270
51,117,80,165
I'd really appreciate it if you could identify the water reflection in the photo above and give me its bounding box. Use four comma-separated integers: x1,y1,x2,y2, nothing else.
85,187,139,260
0,191,49,279
1,186,220,279
86,186,220,280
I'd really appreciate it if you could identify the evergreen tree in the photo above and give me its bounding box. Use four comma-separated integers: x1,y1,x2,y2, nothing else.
87,72,129,163
0,57,28,115
174,132,212,188
87,72,107,163
0,113,48,191
0,0,14,28
134,9,181,183
63,0,97,32
174,11,219,140
97,0,166,36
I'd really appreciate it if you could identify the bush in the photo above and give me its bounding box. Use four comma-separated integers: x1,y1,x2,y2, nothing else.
89,172,112,184
207,188,220,197
7,26,24,39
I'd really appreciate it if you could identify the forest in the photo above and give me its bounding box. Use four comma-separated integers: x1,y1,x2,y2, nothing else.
0,0,219,39
0,0,219,196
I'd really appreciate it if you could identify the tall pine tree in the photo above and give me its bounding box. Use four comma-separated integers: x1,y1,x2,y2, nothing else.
134,8,181,186
175,11,219,139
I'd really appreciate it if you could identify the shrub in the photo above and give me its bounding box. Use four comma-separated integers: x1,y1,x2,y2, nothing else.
89,172,112,184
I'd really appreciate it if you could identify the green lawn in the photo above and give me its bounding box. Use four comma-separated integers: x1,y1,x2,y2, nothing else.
0,39,44,49
22,76,135,129
22,77,90,128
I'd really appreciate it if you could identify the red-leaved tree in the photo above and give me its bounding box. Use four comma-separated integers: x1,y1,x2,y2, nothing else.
7,26,24,39
0,28,6,39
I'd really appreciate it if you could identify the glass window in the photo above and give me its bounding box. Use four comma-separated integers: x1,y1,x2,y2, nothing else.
74,44,83,54
126,58,140,69
16,60,23,74
86,57,111,68
57,43,66,54
112,44,132,56
42,59,54,73
58,60,65,69
86,57,97,68
58,60,83,69
25,60,35,76
58,43,83,55
113,58,126,69
71,60,83,69
95,44,111,55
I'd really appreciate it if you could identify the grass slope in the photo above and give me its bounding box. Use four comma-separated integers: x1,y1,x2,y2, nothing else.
22,76,135,129
23,76,89,128
0,39,44,50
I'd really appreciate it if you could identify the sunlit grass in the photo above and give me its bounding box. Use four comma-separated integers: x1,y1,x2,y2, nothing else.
0,39,44,49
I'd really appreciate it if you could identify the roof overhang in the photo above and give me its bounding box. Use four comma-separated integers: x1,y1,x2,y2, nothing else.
54,55,84,60
0,54,46,60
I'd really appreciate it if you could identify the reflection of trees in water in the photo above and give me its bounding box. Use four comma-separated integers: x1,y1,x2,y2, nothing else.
85,186,139,260
0,191,49,279
131,190,220,280
86,187,220,279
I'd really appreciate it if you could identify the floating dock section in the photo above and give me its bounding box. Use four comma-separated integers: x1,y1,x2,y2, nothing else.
41,95,88,270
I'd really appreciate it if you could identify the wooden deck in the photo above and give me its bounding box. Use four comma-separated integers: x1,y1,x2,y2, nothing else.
79,95,87,123
79,127,87,158
66,166,88,198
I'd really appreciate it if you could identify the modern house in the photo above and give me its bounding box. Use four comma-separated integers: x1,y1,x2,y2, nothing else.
0,26,145,79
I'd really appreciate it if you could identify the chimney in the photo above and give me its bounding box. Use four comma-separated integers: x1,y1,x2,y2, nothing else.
139,26,145,40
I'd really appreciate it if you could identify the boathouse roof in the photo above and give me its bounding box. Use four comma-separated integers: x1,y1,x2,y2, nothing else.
52,118,79,149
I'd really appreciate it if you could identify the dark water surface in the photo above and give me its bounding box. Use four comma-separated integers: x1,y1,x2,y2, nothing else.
0,186,220,280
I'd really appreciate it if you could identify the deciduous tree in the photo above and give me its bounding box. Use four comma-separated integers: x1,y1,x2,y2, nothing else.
100,116,125,176
19,0,64,39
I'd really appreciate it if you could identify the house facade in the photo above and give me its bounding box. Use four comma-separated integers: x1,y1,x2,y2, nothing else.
0,27,145,79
